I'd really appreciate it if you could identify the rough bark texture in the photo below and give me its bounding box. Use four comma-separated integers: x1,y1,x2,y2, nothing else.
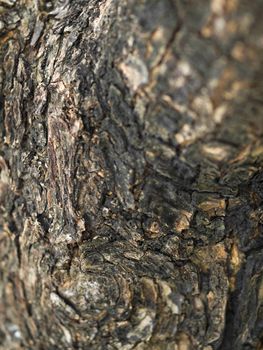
1,0,263,349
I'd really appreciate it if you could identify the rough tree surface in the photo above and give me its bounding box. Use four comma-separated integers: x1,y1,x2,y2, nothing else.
0,0,263,349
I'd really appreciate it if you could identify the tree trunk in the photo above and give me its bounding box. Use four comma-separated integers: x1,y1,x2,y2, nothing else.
1,0,263,349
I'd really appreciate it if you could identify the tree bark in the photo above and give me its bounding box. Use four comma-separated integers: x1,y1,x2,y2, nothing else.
1,0,263,349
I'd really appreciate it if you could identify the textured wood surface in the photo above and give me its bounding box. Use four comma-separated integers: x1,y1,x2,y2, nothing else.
0,0,263,349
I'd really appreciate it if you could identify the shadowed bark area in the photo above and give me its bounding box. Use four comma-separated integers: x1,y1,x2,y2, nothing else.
1,0,263,349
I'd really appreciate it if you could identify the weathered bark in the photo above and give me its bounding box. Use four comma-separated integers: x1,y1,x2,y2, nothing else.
1,0,263,349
